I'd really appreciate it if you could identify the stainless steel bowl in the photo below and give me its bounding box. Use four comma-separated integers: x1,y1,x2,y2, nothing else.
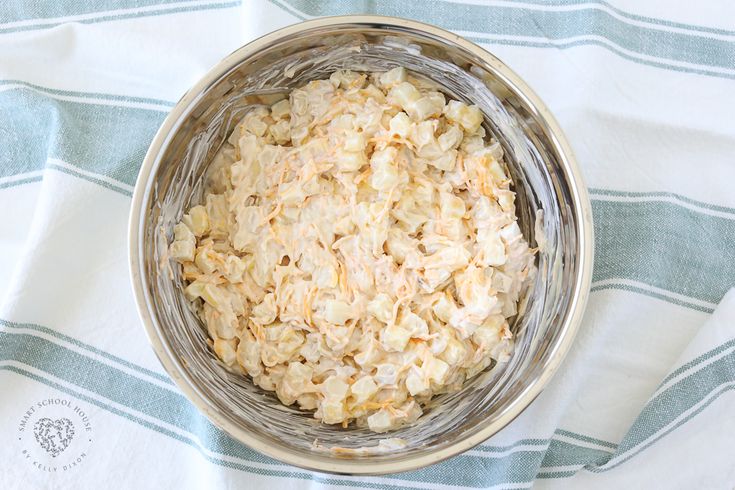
128,15,593,475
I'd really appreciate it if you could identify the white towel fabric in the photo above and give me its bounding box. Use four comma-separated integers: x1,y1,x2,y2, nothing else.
2,1,735,488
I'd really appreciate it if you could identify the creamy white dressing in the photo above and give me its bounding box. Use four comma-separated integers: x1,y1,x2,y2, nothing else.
169,68,536,433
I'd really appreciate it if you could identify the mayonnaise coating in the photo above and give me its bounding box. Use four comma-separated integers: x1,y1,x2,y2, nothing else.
170,68,536,432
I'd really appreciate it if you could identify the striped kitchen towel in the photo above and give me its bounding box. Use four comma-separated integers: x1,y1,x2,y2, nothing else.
2,1,734,488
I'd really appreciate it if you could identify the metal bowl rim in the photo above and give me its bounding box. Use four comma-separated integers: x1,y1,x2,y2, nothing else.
127,14,594,475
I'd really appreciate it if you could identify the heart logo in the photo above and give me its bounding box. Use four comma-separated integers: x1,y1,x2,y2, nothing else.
33,417,75,457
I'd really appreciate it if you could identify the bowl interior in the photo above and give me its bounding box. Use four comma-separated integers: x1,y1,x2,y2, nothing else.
135,19,587,473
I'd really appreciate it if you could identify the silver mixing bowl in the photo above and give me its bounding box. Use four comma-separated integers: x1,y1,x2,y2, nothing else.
128,15,593,475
